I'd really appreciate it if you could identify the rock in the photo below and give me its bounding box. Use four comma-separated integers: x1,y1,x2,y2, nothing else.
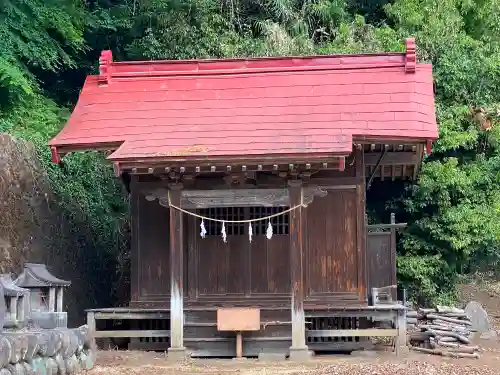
4,335,25,363
76,326,92,349
29,357,47,375
76,351,86,370
72,330,84,354
77,349,94,370
0,368,12,375
66,330,78,358
71,354,81,374
64,354,78,374
465,301,492,333
36,331,51,357
5,363,25,375
55,330,71,359
0,335,12,367
480,330,498,340
22,362,34,375
54,354,66,375
45,357,58,375
45,331,62,357
23,334,39,361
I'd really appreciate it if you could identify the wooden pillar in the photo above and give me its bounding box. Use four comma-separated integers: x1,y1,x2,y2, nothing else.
288,180,311,360
167,183,186,360
10,296,18,321
17,296,24,322
355,146,367,303
56,287,64,312
48,287,56,312
86,311,97,352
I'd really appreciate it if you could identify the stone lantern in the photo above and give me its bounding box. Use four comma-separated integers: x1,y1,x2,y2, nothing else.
0,273,29,327
14,263,71,328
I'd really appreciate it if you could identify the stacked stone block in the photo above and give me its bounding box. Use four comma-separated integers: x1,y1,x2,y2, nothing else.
0,325,95,374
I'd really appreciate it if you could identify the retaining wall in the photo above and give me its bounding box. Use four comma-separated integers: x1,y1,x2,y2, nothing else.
0,325,95,375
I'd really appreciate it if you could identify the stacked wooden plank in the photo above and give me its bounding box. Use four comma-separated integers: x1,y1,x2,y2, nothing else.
0,325,95,374
407,306,479,358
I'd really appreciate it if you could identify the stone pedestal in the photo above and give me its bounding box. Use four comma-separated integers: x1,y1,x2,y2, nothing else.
167,347,188,362
288,347,313,361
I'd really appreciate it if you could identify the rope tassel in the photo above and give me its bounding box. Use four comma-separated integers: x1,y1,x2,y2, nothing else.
221,221,227,243
266,219,273,240
166,190,307,244
200,219,207,238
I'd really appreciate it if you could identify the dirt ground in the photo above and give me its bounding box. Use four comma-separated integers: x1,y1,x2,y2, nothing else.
87,282,500,375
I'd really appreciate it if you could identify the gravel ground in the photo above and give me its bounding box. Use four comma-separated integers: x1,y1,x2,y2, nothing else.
87,346,500,375
87,282,500,375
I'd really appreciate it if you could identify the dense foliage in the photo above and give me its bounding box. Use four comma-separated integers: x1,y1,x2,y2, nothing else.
1,0,499,306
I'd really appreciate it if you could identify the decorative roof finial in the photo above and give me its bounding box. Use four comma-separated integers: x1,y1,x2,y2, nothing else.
405,38,416,73
99,50,113,85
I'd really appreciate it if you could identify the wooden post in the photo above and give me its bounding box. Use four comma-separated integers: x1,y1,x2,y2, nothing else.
356,146,367,303
288,180,311,360
236,332,243,358
390,213,397,301
48,287,56,312
56,287,64,312
167,183,186,360
87,311,97,351
395,307,409,356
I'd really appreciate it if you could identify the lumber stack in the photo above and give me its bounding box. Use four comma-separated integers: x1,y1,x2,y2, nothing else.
406,306,479,358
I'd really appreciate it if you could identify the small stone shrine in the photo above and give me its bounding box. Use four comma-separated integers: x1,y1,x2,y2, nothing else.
14,263,71,328
0,264,96,374
0,274,28,327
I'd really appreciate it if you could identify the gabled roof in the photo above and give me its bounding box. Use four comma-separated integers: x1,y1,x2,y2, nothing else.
0,274,28,297
49,38,437,165
14,263,70,288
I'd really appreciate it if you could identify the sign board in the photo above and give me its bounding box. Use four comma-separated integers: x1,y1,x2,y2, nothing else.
217,308,260,332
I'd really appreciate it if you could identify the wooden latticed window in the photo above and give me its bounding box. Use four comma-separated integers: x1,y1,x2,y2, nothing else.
196,206,290,236
197,207,245,236
249,206,289,235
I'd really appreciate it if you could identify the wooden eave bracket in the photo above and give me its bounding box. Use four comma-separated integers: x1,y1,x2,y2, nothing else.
366,148,388,190
405,38,416,73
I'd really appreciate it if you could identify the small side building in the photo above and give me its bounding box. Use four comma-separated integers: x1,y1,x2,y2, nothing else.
0,274,29,326
15,263,71,328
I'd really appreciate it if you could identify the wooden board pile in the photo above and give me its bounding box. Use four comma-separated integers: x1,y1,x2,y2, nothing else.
0,325,95,375
407,306,479,358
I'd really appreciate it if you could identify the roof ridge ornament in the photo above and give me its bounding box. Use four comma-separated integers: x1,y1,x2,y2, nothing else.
99,50,113,85
405,38,416,73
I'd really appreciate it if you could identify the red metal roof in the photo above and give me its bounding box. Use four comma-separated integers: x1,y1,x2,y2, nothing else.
49,38,437,164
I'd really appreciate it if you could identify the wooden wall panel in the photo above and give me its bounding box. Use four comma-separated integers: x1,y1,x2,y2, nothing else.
197,237,247,296
136,195,171,301
306,190,359,295
367,232,394,290
249,236,289,294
